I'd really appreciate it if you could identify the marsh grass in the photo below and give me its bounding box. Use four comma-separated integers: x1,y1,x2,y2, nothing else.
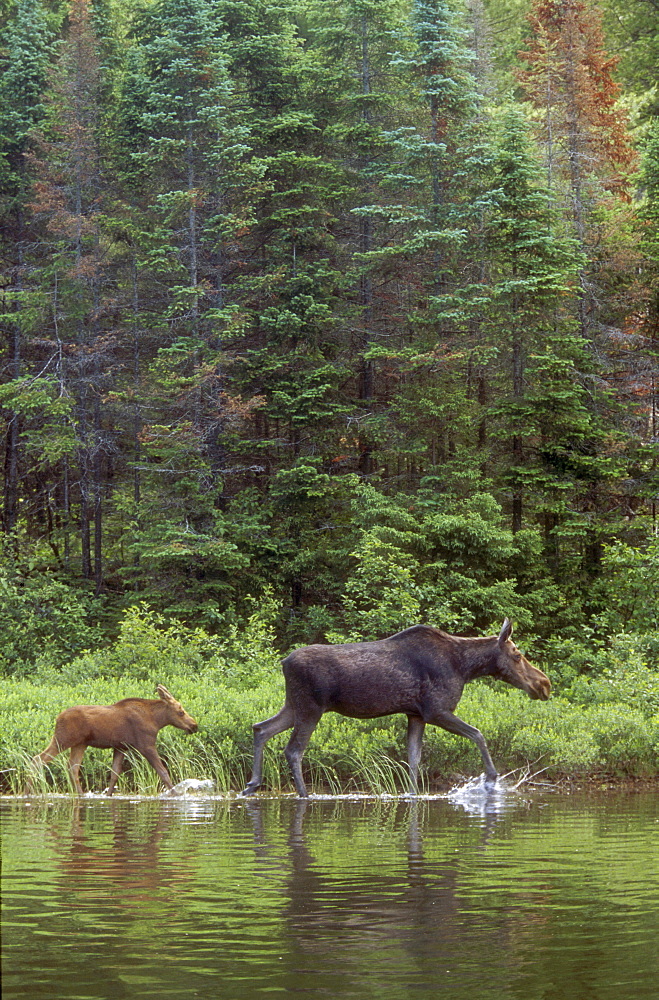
5,748,78,796
2,657,658,795
342,751,418,796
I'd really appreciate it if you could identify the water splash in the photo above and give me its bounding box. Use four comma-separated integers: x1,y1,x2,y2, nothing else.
446,774,524,817
162,778,216,797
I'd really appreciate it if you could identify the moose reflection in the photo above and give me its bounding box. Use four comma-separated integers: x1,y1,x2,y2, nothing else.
30,685,198,795
243,619,550,797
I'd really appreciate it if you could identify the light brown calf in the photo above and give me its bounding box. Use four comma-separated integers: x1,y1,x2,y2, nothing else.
30,685,197,795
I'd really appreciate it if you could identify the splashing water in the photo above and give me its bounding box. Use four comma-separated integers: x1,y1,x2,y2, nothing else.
446,774,524,817
163,778,216,797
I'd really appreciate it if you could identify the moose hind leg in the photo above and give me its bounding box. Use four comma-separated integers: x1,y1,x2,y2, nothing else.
68,744,87,795
27,738,64,793
431,710,498,785
242,705,294,795
406,716,425,794
284,712,321,798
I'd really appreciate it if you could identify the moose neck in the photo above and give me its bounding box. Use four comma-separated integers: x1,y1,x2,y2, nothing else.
148,700,170,731
454,637,500,682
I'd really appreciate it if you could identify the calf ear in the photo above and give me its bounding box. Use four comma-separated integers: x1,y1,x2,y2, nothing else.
497,618,512,646
156,685,174,702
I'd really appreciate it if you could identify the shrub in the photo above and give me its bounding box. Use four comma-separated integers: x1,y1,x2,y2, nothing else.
0,564,104,674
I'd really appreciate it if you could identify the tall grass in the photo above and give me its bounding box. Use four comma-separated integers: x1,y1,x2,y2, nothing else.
2,601,658,795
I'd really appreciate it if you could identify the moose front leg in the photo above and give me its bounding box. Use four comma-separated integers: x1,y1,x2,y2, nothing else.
431,710,498,787
68,744,87,795
104,750,126,796
138,746,174,791
284,710,322,798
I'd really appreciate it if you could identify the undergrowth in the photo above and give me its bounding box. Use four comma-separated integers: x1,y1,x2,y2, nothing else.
1,602,658,795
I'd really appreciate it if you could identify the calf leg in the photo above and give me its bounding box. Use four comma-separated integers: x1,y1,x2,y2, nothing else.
284,712,322,798
138,746,174,791
105,750,126,796
430,710,498,785
406,716,425,794
242,705,294,795
68,744,86,795
27,738,64,793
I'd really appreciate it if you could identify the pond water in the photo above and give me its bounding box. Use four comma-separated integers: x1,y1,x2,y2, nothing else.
2,785,658,1000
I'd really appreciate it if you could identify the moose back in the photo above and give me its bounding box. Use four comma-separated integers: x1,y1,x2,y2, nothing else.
242,619,551,797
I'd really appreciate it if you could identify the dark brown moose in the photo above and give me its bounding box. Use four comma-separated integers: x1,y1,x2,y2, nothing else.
242,619,551,797
31,685,198,795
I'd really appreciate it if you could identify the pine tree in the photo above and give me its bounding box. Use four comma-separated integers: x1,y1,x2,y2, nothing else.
0,0,57,536
470,106,591,539
518,0,636,335
25,0,111,588
626,122,659,532
109,0,267,598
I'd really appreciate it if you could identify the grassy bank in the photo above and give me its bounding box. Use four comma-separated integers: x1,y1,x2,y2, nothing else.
2,672,658,795
2,604,658,795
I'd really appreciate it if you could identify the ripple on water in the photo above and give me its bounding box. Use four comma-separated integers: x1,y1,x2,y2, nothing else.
2,791,658,1000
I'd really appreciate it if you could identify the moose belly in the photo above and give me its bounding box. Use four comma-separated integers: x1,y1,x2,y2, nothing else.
86,736,133,750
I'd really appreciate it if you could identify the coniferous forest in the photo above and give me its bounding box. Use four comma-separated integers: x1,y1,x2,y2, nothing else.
1,0,659,786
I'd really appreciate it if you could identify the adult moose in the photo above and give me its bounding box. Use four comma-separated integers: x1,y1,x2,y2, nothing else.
242,619,550,797
30,685,197,795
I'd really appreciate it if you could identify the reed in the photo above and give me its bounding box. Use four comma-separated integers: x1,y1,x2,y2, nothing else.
5,748,79,796
2,653,658,796
343,751,420,796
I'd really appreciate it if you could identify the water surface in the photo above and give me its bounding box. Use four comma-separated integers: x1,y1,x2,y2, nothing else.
2,787,658,999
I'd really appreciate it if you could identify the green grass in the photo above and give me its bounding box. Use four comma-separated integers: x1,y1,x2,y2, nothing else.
2,666,657,796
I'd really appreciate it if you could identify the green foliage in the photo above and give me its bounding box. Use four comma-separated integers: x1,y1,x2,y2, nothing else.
3,643,657,794
328,485,565,639
0,0,657,743
0,0,57,203
0,563,104,673
594,537,659,636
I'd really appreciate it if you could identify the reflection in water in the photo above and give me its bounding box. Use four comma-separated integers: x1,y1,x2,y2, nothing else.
2,791,658,1000
243,796,518,995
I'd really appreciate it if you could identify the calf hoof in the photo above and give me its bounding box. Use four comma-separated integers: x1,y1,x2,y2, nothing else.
241,783,259,796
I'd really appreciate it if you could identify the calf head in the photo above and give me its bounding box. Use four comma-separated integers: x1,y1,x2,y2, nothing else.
156,685,198,732
494,619,551,701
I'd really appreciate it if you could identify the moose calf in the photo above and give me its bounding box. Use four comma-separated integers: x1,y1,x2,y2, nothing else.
30,685,197,795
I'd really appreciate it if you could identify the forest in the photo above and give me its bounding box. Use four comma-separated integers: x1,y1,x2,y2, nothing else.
0,0,658,789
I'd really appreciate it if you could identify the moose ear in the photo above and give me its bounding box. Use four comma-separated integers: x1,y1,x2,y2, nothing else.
156,685,174,702
497,618,512,646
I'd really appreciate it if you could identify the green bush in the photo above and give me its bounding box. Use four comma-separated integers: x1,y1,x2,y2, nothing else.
0,564,104,674
1,590,657,795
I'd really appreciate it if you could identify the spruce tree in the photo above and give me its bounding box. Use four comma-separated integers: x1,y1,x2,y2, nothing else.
471,106,592,542
0,0,57,536
518,0,636,336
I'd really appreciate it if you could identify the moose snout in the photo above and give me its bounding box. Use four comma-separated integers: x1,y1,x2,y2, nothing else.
186,721,199,733
530,675,551,701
